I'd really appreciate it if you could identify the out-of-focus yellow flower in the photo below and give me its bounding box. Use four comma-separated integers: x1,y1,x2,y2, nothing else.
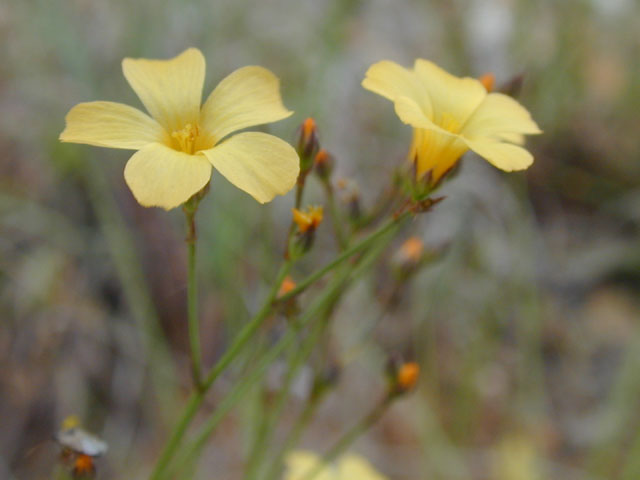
362,59,541,185
292,205,324,233
284,451,388,480
493,435,541,480
60,48,299,210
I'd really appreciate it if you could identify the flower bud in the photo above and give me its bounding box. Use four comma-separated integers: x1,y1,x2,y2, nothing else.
314,149,334,180
276,275,299,315
387,356,420,395
336,179,361,223
479,72,495,92
73,454,96,478
396,362,420,392
395,236,424,267
289,206,324,258
278,275,297,298
296,117,319,173
499,73,524,98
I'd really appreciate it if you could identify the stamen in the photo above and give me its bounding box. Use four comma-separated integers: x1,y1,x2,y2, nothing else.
171,123,200,154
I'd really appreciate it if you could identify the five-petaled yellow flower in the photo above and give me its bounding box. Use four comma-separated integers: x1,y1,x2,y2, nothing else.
362,59,542,184
284,451,388,480
60,48,299,210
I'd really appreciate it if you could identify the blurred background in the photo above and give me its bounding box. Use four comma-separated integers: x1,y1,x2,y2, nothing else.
1,0,640,478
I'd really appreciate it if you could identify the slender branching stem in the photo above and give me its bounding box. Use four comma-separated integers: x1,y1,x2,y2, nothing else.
148,261,291,480
323,181,348,249
279,211,412,302
299,395,394,480
185,208,203,389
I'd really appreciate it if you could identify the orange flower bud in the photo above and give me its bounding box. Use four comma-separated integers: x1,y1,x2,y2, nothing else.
479,72,495,92
73,454,96,477
397,362,420,391
314,148,334,180
296,117,319,161
292,206,323,233
398,236,424,264
278,275,297,298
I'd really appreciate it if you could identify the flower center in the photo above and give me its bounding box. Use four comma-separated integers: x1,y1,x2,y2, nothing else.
171,123,200,154
438,112,461,133
409,111,469,184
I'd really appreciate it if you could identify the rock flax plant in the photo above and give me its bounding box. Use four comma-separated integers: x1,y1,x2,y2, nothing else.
58,48,540,480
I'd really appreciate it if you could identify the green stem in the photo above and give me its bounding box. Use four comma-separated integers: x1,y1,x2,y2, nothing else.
323,182,347,249
300,396,393,480
262,380,323,480
245,314,327,480
279,211,411,302
169,325,298,479
185,209,202,388
149,210,411,480
262,233,399,480
148,261,291,480
295,180,305,209
170,264,353,479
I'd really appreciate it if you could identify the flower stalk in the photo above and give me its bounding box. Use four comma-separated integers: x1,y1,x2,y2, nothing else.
298,395,394,480
183,197,203,389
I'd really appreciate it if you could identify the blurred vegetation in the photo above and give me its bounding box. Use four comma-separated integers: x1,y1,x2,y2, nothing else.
1,0,640,479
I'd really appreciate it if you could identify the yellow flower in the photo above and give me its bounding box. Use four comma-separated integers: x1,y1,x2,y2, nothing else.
60,48,299,210
362,59,542,184
284,451,388,480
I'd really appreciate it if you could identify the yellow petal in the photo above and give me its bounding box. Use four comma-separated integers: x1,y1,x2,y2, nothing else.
464,138,534,171
339,454,388,480
122,48,205,132
124,143,211,210
410,127,468,181
200,66,293,143
60,101,166,149
201,132,299,203
414,59,486,125
284,452,333,480
462,93,542,140
393,96,458,139
495,132,525,145
362,60,432,117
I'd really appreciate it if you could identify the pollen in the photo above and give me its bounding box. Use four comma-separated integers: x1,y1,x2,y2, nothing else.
171,123,201,154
